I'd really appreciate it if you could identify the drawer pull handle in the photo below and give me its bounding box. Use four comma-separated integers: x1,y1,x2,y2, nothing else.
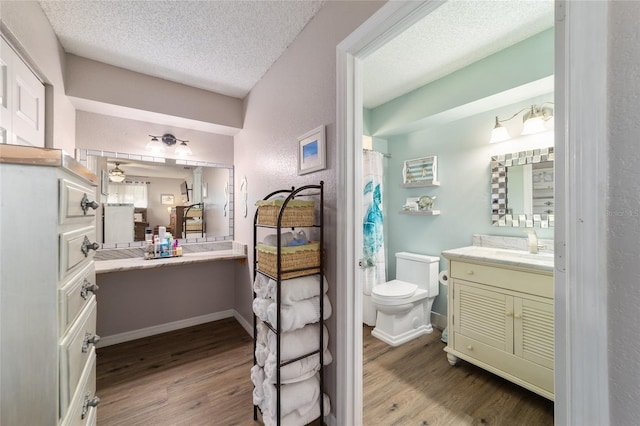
467,345,473,351
81,279,99,300
505,311,513,317
81,236,100,257
80,193,99,214
82,332,100,353
81,393,100,419
465,270,474,275
514,313,522,319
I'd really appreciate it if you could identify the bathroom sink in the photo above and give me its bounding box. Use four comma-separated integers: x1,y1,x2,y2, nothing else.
441,246,554,271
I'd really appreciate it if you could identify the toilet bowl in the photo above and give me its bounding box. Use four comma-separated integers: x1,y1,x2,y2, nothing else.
371,252,439,347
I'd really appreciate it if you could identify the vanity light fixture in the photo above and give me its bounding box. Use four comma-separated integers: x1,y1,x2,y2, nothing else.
489,103,554,143
108,162,126,182
146,133,192,157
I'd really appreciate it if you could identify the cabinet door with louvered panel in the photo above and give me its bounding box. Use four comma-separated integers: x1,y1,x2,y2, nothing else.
514,297,554,369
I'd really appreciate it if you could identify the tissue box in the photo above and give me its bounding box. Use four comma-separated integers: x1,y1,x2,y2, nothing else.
255,199,315,227
256,242,320,279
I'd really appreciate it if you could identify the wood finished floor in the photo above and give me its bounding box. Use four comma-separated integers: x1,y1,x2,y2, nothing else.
362,325,554,426
96,319,553,425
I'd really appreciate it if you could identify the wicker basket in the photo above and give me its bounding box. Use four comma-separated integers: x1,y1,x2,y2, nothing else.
256,242,320,279
256,199,315,227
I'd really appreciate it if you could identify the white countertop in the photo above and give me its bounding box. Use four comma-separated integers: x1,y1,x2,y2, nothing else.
95,250,246,274
441,245,554,273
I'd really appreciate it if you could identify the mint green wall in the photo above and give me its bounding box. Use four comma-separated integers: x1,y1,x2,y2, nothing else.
364,28,554,318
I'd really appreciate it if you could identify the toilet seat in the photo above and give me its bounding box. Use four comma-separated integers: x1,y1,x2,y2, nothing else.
372,280,418,301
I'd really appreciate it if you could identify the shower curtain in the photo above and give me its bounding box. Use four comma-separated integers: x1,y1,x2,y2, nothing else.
362,149,386,326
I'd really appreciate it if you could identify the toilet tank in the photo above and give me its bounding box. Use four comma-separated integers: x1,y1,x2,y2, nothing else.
395,252,440,296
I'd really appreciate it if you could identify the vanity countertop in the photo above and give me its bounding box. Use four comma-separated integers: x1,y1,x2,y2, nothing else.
441,245,554,273
95,249,246,274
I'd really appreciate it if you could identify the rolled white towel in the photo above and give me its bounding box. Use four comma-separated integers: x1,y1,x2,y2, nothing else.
252,297,273,321
264,349,333,384
266,294,332,332
267,323,329,363
253,273,270,299
262,393,331,426
255,342,269,367
251,365,266,406
256,321,269,346
262,374,320,420
265,275,329,304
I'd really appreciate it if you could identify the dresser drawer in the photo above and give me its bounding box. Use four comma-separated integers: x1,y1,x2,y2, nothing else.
59,262,97,336
59,178,98,225
450,260,553,298
59,300,98,417
59,226,98,280
61,348,98,426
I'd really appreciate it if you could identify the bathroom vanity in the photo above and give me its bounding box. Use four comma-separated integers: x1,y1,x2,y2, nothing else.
442,245,554,400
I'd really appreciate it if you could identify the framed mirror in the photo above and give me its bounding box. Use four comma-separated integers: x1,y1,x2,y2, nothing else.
491,146,554,228
76,149,234,245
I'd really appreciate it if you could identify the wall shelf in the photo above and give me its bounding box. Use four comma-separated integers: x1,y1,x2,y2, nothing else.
400,181,440,188
399,209,440,216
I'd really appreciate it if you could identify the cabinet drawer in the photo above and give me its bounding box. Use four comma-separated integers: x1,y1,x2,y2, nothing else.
59,178,98,225
60,226,97,280
454,333,554,396
59,300,98,417
59,262,97,336
61,348,97,426
450,260,553,298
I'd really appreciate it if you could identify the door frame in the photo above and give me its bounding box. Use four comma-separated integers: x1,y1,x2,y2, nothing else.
335,1,610,425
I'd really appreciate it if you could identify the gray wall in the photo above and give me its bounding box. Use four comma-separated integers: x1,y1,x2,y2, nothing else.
608,2,640,424
232,0,383,419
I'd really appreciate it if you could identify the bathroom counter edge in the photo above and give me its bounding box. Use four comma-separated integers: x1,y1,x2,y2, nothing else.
441,246,553,273
95,250,246,274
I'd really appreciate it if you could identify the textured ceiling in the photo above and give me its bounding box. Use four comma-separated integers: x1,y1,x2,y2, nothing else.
39,0,324,99
363,0,555,108
39,0,554,113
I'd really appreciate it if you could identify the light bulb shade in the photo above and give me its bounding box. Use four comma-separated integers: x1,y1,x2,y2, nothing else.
521,116,547,135
489,124,511,144
146,138,165,154
108,164,126,182
174,141,192,156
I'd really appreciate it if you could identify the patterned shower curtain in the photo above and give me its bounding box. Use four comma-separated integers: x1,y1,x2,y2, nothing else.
362,150,386,325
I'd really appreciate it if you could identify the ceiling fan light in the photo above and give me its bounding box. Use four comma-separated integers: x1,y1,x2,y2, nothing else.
174,141,192,157
109,163,126,182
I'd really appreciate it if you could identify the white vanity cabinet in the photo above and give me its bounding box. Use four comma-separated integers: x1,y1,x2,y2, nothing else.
0,145,100,425
444,256,554,400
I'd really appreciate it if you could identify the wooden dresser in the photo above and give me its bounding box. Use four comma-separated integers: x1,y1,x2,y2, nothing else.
0,146,101,425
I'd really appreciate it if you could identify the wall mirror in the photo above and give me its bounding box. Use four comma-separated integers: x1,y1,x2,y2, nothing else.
491,146,554,228
76,149,234,245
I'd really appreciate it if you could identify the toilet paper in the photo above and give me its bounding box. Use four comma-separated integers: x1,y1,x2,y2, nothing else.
439,270,449,285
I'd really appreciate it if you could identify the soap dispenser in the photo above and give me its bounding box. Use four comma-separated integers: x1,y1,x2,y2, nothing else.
523,230,539,254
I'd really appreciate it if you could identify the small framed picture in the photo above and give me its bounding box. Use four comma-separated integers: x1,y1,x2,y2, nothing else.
161,194,175,205
297,125,326,175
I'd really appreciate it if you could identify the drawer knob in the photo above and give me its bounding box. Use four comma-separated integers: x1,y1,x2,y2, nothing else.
465,270,474,275
506,311,513,317
81,236,100,257
81,279,99,300
80,193,99,214
514,313,522,319
82,332,100,353
467,345,473,351
81,393,100,419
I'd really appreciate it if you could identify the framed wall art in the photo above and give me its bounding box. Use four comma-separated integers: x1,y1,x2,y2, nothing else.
297,125,326,175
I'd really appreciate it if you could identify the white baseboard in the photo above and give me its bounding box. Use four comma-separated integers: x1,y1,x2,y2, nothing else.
234,311,253,337
431,311,447,331
96,310,235,348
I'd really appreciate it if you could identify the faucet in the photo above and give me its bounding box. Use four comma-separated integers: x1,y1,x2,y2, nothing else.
524,230,539,254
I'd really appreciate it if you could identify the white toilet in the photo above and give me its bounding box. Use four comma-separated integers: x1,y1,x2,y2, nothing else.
371,252,439,346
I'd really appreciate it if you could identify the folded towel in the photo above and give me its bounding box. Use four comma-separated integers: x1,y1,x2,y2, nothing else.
262,232,293,247
265,275,329,305
267,323,329,363
253,273,270,299
251,365,266,406
255,321,269,367
252,297,272,321
262,374,320,420
262,393,331,426
264,349,333,384
266,294,332,332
